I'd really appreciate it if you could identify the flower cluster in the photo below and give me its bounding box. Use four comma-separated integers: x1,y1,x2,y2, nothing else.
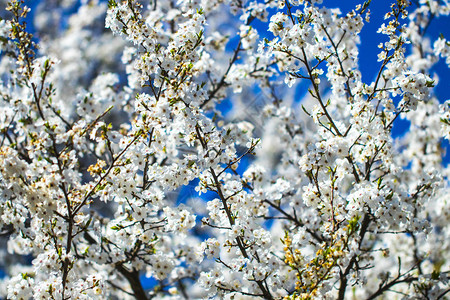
0,0,449,299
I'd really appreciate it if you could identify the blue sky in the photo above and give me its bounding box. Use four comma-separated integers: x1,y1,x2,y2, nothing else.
24,0,450,102
339,1,450,161
239,1,450,140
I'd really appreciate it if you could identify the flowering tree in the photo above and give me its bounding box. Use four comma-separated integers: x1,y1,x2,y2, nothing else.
0,0,450,298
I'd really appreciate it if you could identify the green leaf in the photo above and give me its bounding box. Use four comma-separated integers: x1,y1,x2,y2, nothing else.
361,0,372,14
108,0,117,8
431,270,440,280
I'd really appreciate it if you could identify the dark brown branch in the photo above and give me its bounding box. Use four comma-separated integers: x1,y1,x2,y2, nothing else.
116,264,148,300
338,213,371,300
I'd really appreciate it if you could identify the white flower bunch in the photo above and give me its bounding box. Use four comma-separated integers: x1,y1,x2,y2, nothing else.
0,0,449,299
